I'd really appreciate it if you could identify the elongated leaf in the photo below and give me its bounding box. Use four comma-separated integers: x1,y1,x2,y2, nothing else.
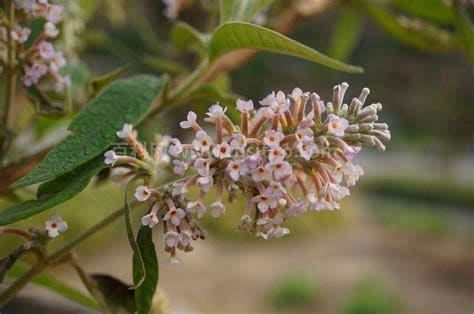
91,274,136,312
208,22,364,73
7,263,100,310
220,0,272,23
86,64,131,99
0,157,104,226
355,0,457,52
124,179,146,290
13,75,168,188
328,8,363,62
171,22,209,53
392,0,454,25
453,0,474,63
133,226,158,314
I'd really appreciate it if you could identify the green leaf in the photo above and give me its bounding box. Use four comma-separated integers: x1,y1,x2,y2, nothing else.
7,263,100,310
91,274,136,313
452,0,474,63
0,156,104,226
328,8,363,62
392,0,454,25
355,0,457,52
171,22,209,54
13,75,168,188
208,22,364,73
133,226,158,314
86,64,131,99
219,0,272,23
78,0,105,22
141,54,188,75
124,179,146,290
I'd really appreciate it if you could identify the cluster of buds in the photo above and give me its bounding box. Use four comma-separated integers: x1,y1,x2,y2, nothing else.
105,83,390,262
5,0,67,87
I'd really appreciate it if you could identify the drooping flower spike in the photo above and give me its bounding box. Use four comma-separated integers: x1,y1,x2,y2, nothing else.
106,83,390,262
8,0,67,87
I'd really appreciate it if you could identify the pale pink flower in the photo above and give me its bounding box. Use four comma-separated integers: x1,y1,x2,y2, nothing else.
104,150,118,166
192,130,212,153
164,231,180,247
180,111,197,129
212,142,231,159
172,160,187,176
45,214,68,238
11,25,31,43
327,114,349,137
141,213,159,228
163,208,186,226
116,124,134,139
194,158,212,177
135,186,152,202
263,130,284,148
168,138,183,157
44,22,59,38
268,146,287,163
236,99,254,112
210,202,225,217
37,41,56,60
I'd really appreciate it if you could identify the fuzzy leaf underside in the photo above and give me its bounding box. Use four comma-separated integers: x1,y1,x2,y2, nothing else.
13,75,168,188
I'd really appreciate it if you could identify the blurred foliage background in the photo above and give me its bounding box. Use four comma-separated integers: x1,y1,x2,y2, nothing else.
1,0,473,313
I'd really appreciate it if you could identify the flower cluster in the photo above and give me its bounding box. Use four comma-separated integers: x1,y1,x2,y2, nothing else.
8,0,67,87
106,83,390,262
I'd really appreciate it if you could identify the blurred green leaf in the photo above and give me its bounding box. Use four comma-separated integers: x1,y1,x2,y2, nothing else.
392,0,454,25
7,263,100,310
328,8,363,62
453,0,474,63
208,22,364,73
141,54,188,75
78,0,105,22
60,61,91,96
219,0,272,23
133,226,158,314
13,75,168,188
91,274,136,313
171,22,209,54
0,156,104,226
86,64,131,99
26,85,69,118
355,0,457,52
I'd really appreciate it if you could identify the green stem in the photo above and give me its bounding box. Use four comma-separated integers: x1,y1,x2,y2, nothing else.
150,60,210,117
0,262,45,307
70,258,110,313
0,205,126,307
0,0,17,166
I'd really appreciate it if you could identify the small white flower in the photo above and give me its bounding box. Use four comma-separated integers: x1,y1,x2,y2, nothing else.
296,141,318,161
210,202,225,217
104,150,118,166
172,182,188,196
116,123,134,139
172,160,187,176
44,4,63,23
266,161,292,181
268,226,290,238
49,51,66,73
179,230,193,246
179,111,197,129
263,130,284,148
37,41,55,60
168,138,183,157
229,133,247,150
327,114,349,137
251,165,267,182
252,191,276,213
192,130,212,153
141,213,159,228
286,201,307,217
205,103,227,121
212,142,231,159
135,186,152,202
244,154,261,170
295,127,314,143
187,201,206,218
164,231,180,247
44,21,59,38
226,160,243,181
45,214,68,238
196,175,213,193
268,146,287,163
163,208,186,226
236,99,254,112
344,146,361,160
11,25,31,43
194,158,212,176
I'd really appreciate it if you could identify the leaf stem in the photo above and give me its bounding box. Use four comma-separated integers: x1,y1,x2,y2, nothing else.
70,257,110,313
0,0,18,166
0,262,45,307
